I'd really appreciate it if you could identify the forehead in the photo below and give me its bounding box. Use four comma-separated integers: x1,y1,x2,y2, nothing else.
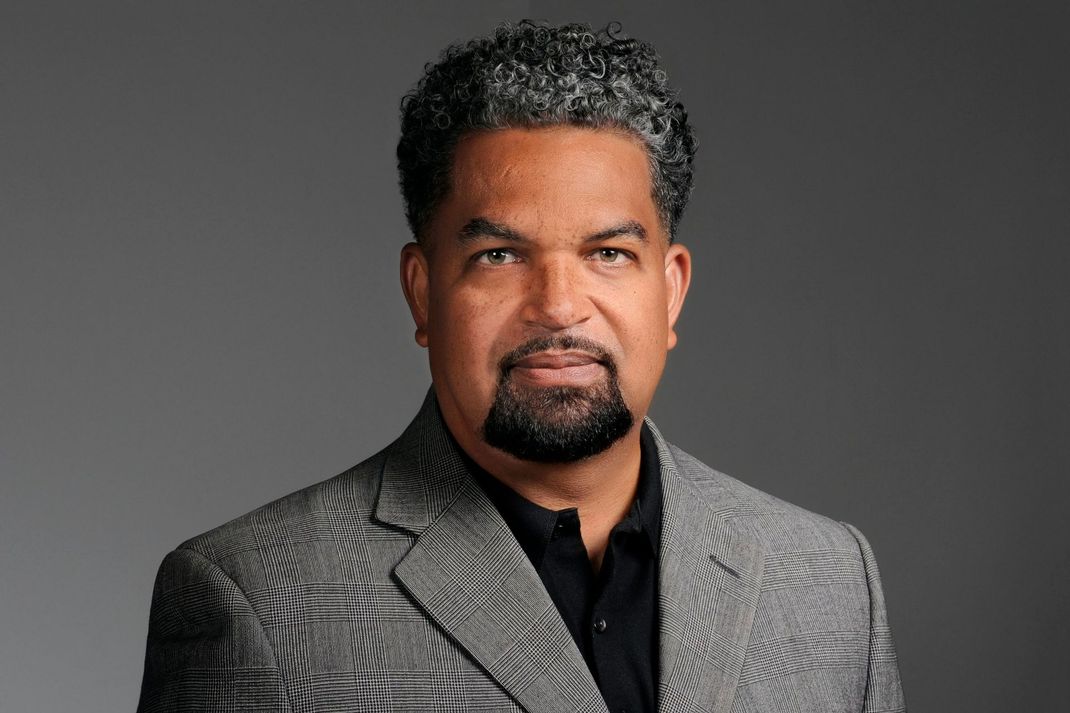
432,126,662,242
454,124,649,172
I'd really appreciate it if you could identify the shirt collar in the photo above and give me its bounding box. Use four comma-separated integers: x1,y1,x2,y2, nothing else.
467,423,663,568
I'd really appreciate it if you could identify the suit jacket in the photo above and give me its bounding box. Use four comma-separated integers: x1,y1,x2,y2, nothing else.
137,390,905,712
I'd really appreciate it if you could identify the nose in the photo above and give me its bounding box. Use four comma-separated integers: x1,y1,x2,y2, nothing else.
519,257,591,330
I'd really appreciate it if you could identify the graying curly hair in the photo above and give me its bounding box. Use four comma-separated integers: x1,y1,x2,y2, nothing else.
397,20,696,242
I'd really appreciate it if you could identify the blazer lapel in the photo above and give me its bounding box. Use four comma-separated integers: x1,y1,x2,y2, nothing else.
376,390,608,713
648,421,765,713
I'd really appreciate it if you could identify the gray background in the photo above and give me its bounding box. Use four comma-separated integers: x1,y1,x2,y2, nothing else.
2,1,1066,711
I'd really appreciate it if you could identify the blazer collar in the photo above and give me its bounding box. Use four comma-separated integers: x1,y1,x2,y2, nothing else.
647,420,766,713
373,388,472,534
376,389,765,713
377,389,609,713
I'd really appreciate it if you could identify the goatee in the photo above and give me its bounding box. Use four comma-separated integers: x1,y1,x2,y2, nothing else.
482,335,634,463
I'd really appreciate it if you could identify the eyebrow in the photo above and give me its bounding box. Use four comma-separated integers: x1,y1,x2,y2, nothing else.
584,220,648,243
456,217,648,245
458,217,527,244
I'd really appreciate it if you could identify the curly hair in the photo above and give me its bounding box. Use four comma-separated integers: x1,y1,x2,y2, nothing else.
397,20,696,242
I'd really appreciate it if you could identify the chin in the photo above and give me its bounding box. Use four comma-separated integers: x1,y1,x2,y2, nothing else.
481,378,634,463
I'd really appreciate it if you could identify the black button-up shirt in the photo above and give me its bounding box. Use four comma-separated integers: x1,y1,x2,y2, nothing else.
471,425,662,713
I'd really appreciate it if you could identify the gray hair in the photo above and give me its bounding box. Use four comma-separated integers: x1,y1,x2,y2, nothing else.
397,20,697,242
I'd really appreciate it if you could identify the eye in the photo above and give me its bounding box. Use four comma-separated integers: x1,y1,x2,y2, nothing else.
593,248,630,264
475,248,520,265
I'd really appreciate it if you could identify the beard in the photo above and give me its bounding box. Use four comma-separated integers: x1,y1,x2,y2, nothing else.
481,335,634,463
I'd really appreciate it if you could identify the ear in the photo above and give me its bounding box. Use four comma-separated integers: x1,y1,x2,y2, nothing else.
400,242,431,348
663,243,692,350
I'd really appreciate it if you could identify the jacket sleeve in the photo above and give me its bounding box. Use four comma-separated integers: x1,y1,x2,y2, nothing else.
842,523,907,713
137,547,292,713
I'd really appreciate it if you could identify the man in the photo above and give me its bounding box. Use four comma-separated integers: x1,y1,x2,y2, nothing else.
138,21,905,713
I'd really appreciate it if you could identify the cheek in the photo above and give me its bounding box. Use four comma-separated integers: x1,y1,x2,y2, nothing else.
428,290,509,372
617,291,671,387
631,322,668,375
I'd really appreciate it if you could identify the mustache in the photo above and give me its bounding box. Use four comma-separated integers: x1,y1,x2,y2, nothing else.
498,335,616,376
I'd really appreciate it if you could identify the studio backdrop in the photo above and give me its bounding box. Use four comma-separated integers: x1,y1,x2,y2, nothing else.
1,2,1066,712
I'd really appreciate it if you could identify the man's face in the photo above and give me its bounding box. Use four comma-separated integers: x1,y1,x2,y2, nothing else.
401,126,690,464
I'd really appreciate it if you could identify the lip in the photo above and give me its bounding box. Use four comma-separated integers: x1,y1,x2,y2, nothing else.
509,350,606,387
511,351,602,369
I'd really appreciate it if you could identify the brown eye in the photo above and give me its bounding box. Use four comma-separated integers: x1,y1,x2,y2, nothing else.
477,249,517,265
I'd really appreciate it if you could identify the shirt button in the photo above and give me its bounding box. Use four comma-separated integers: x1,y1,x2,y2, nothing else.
593,618,607,633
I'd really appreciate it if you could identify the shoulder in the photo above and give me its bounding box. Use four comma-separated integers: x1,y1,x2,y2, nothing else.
667,442,865,555
667,441,890,634
175,445,393,565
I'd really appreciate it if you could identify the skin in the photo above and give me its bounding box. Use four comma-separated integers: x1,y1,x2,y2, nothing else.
400,126,691,569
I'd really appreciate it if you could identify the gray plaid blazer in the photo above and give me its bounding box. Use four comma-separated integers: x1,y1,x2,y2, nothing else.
138,390,905,712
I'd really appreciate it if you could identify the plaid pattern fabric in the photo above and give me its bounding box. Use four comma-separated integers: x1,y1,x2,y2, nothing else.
138,389,905,712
